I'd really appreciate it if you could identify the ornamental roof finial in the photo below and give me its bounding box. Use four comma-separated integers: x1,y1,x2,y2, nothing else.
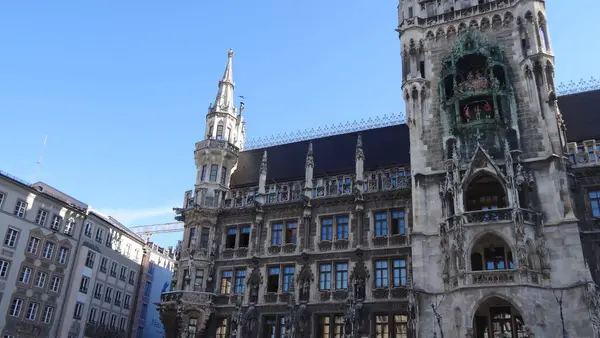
260,150,268,175
356,134,364,160
306,142,314,168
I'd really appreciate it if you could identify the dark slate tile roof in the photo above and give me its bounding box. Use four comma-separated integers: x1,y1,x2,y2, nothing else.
231,90,600,188
231,124,410,188
559,89,600,142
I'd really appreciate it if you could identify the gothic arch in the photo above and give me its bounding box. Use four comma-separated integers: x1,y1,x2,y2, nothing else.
467,294,527,335
503,12,514,26
524,11,533,22
480,17,490,31
491,15,502,29
458,22,467,35
467,230,515,267
545,60,555,91
463,171,508,211
426,30,435,40
404,90,410,101
447,25,457,39
469,20,479,31
436,27,445,40
461,168,507,192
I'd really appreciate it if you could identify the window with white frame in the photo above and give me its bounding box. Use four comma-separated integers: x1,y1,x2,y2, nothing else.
88,307,98,323
73,302,84,319
9,298,24,317
18,267,32,284
85,251,95,268
124,243,131,256
95,228,103,243
4,228,19,248
64,218,75,236
93,283,103,299
0,192,4,206
13,200,27,218
124,294,131,309
220,167,227,185
209,164,219,182
110,261,118,277
27,236,41,254
100,257,108,273
100,311,108,326
201,165,207,181
0,259,10,278
318,262,349,290
50,215,62,230
42,242,55,259
119,266,127,281
35,209,48,226
105,286,113,302
115,290,122,306
84,222,93,237
35,271,47,288
26,302,39,320
110,314,117,329
119,317,127,331
50,275,61,292
320,215,350,241
58,246,69,264
129,270,136,284
79,276,90,294
42,306,54,323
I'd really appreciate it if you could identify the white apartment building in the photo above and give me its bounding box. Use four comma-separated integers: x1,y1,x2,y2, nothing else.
0,174,87,338
58,211,145,338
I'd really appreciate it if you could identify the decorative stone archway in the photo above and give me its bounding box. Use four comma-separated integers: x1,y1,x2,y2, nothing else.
470,296,529,338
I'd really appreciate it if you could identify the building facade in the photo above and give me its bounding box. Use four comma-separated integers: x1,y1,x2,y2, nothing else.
148,1,598,337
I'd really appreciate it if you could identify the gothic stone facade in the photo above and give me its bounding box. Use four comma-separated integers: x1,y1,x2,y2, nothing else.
159,1,600,337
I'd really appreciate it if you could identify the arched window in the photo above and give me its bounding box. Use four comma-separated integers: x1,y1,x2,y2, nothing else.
470,233,514,272
465,174,507,211
473,297,525,338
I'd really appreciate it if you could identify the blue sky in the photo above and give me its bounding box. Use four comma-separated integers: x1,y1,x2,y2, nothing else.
0,1,596,247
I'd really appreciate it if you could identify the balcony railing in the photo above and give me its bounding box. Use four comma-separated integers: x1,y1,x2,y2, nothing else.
465,269,541,286
195,139,239,156
160,290,215,304
463,208,512,224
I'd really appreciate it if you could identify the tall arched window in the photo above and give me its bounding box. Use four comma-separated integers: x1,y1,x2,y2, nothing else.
465,174,507,211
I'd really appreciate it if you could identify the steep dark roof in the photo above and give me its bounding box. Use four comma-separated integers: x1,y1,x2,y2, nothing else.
231,124,410,188
231,90,600,188
559,89,600,142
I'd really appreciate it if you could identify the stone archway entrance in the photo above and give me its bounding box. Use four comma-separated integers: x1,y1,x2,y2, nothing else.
473,297,525,338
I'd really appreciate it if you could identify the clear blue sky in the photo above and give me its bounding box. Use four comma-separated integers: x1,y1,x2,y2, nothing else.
0,1,596,247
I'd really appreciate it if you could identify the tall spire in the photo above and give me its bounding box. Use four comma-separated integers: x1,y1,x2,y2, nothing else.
210,49,236,115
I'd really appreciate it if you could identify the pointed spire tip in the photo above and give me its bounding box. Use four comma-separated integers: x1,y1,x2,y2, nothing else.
228,49,234,58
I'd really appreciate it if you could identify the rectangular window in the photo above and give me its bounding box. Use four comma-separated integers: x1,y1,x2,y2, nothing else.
94,283,103,299
110,262,118,277
391,211,406,235
419,61,425,78
119,317,127,331
73,302,84,319
100,257,108,273
19,267,32,284
27,237,40,254
375,260,389,288
335,263,348,289
26,302,39,320
4,228,19,247
64,219,74,236
58,246,69,264
408,6,414,18
209,164,219,182
50,276,61,292
129,270,136,284
0,192,4,207
110,314,117,329
226,227,237,249
0,259,10,277
187,227,197,249
188,317,198,337
85,251,95,268
271,223,283,245
226,127,231,141
183,269,190,288
590,190,600,218
267,266,280,293
115,291,122,306
234,269,246,294
143,281,151,297
35,209,48,226
35,271,47,288
50,215,62,230
321,218,333,241
221,167,227,185
319,264,332,290
286,222,297,244
42,242,55,259
220,270,232,294
263,316,286,338
88,307,98,323
282,265,295,292
100,311,108,325
336,216,349,240
239,226,250,248
124,294,131,309
14,200,27,218
105,287,113,302
95,228,103,243
140,303,148,318
79,276,90,293
201,165,207,181
120,266,127,281
318,315,345,338
194,270,204,288
216,125,224,140
10,298,24,317
375,212,388,237
393,259,407,287
216,318,228,338
200,228,210,249
375,315,389,336
84,222,93,237
42,306,54,323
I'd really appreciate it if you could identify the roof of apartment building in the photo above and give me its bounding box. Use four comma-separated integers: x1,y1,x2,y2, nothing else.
230,89,600,188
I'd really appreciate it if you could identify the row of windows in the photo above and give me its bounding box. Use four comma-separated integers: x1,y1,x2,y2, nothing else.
77,302,128,331
212,313,408,338
9,298,55,324
8,263,63,292
0,192,77,236
83,277,133,309
217,258,407,295
85,222,141,262
200,164,228,185
24,234,71,264
85,251,137,285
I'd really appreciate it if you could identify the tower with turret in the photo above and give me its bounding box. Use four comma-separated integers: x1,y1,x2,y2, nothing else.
398,0,594,337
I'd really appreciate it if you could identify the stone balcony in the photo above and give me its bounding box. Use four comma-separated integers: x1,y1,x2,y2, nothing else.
159,291,216,337
463,269,542,287
446,208,539,228
195,138,239,156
